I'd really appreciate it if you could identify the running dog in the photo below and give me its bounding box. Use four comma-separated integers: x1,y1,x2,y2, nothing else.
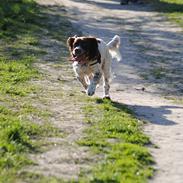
67,35,121,99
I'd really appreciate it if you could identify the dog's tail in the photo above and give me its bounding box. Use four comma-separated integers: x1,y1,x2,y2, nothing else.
107,35,121,62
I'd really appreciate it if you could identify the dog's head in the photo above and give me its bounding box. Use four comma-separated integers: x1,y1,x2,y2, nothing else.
67,36,100,63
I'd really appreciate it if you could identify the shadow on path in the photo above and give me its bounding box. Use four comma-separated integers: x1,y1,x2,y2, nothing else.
111,100,181,125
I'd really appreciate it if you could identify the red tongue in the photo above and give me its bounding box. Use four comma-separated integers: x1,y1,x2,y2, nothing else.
71,57,78,61
72,55,84,62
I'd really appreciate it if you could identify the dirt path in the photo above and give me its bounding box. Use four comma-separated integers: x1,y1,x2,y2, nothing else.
30,0,183,182
58,0,183,182
25,0,99,180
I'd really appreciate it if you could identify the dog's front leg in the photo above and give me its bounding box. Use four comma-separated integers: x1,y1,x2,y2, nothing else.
87,72,102,96
77,75,88,90
73,62,88,90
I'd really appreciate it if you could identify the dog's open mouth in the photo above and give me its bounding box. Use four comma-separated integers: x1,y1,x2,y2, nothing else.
71,53,87,64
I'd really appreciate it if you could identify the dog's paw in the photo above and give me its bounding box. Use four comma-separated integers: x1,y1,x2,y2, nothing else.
87,84,96,96
87,89,95,96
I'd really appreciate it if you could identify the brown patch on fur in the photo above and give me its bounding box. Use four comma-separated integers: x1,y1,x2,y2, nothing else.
82,37,100,61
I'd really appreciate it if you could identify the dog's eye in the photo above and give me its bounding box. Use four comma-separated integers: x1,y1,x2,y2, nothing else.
74,42,79,47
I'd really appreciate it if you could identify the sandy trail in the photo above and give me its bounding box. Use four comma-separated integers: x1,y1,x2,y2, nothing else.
27,0,99,180
31,0,183,182
59,0,183,182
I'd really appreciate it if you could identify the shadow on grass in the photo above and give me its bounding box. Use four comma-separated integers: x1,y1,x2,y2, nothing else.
0,1,74,60
153,0,183,13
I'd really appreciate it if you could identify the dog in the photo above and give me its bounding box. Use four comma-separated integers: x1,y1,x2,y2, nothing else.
67,35,121,99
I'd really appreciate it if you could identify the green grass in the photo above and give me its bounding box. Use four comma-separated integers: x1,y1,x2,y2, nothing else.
0,57,39,96
0,71,59,183
19,171,63,183
0,0,39,38
78,99,154,183
153,0,183,28
0,0,67,182
0,42,41,181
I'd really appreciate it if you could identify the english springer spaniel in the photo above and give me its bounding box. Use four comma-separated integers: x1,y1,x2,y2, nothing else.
67,35,121,99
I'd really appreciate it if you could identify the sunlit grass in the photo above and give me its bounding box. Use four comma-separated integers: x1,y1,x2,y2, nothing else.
78,99,154,182
0,57,39,96
0,0,64,182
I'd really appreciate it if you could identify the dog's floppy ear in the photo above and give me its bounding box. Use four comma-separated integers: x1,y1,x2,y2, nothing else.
67,37,75,51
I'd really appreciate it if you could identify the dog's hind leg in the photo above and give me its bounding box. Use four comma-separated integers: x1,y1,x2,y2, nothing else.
102,60,111,99
103,74,110,99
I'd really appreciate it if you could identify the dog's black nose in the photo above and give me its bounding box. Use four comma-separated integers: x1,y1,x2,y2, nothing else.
75,48,82,55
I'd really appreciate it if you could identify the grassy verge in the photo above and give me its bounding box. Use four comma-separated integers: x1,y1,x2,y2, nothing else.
0,0,68,182
152,0,183,28
78,98,154,183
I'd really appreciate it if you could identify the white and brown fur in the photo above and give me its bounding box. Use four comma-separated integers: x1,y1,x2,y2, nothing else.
67,35,121,98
